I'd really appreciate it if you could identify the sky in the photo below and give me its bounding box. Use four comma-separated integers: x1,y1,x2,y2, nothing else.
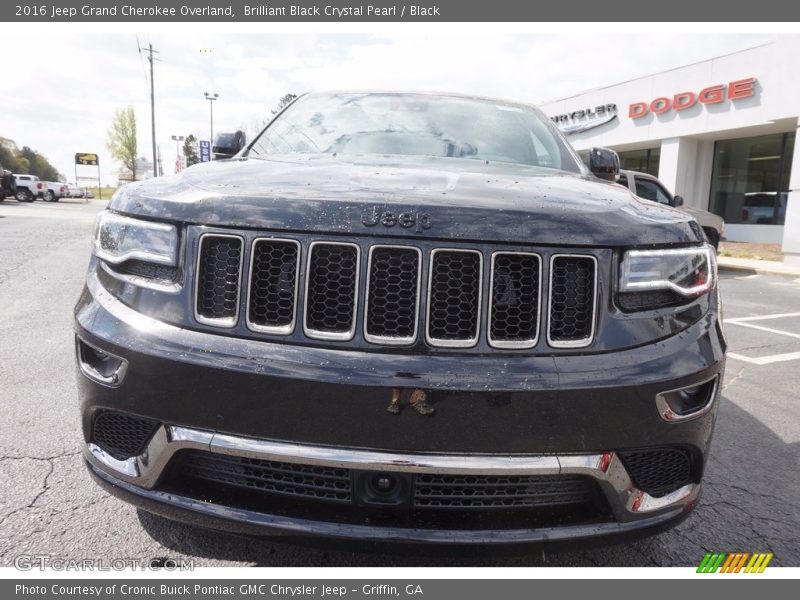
1,32,775,186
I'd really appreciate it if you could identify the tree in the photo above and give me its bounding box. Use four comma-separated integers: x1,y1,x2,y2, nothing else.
271,93,298,115
0,138,61,179
106,107,138,181
183,134,199,167
0,142,22,173
20,147,59,181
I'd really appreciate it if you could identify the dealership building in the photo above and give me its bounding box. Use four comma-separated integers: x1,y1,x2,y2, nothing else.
540,37,800,266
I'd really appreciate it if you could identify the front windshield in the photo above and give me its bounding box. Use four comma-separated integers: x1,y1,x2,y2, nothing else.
248,93,582,172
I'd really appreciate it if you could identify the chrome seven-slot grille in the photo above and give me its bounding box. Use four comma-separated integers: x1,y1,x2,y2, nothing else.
194,233,598,349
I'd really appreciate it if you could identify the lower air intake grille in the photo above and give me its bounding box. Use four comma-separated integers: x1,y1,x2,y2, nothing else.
489,253,541,347
617,448,694,497
92,412,159,461
196,235,243,323
414,474,597,508
248,239,300,333
177,450,352,503
549,255,596,346
427,250,482,346
365,246,420,342
304,243,359,338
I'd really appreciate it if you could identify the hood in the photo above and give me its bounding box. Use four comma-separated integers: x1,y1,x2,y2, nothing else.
110,155,703,247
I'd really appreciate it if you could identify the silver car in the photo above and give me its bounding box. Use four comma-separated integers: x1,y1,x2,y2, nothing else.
617,170,724,249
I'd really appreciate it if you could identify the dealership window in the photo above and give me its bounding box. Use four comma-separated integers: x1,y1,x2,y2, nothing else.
709,132,794,225
617,147,661,177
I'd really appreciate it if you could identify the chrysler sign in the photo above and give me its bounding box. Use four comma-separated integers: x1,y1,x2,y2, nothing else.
551,103,618,135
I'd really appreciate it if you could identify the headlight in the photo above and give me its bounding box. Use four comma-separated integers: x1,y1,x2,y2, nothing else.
93,212,178,266
620,246,715,298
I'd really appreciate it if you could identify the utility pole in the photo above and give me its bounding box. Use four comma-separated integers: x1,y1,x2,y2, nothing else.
157,145,164,177
204,92,219,147
171,135,185,173
144,43,160,178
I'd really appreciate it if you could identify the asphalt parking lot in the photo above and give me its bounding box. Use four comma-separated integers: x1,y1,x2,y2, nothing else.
0,197,798,567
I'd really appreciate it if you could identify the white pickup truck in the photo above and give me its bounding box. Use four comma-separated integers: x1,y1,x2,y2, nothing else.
13,174,45,202
42,181,68,202
617,170,725,249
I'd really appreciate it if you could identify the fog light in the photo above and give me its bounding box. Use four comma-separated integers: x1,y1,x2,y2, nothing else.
656,377,718,422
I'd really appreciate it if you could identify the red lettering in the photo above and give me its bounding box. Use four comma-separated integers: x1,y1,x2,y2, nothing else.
728,77,756,100
699,85,725,104
650,97,671,114
672,92,697,110
629,102,649,119
627,78,757,119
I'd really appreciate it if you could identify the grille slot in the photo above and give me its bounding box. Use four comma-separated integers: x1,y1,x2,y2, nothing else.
617,448,694,498
488,252,541,349
195,234,243,327
304,242,360,340
364,246,421,344
414,474,596,508
426,249,482,347
177,450,352,504
92,412,159,461
548,255,597,347
114,259,179,282
247,239,300,334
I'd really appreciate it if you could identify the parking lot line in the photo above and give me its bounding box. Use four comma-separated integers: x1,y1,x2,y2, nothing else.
726,321,800,340
726,312,800,323
728,351,800,365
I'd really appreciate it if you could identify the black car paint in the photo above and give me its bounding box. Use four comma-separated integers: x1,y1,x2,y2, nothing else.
110,155,703,247
75,284,721,454
75,95,723,545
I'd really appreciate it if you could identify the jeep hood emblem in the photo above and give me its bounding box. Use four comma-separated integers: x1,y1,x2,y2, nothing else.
362,206,432,233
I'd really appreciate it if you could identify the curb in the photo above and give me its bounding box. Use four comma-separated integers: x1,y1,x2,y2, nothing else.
718,260,800,278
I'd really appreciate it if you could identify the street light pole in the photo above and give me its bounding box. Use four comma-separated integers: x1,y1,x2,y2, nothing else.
204,92,219,147
171,135,185,173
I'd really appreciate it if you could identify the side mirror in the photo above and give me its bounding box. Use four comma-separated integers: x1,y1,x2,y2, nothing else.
212,130,246,160
586,147,620,182
672,195,685,207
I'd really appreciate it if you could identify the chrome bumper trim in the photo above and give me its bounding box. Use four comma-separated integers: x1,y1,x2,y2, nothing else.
655,375,720,423
85,425,700,522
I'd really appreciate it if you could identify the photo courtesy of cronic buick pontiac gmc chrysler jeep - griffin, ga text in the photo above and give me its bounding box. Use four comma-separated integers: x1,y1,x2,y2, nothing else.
74,92,725,545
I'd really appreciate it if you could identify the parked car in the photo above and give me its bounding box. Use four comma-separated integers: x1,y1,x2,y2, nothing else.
67,184,86,199
76,92,724,546
43,181,68,202
741,192,787,225
616,170,724,249
13,174,44,202
0,164,16,200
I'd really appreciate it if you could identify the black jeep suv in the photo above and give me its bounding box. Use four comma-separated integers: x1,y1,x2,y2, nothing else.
75,92,725,545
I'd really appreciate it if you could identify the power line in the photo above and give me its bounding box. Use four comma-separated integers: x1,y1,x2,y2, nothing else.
135,35,150,92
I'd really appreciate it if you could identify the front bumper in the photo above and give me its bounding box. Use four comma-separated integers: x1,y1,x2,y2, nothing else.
86,433,697,544
75,268,725,543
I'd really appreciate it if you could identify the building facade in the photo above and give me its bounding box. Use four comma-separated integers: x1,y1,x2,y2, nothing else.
539,37,800,266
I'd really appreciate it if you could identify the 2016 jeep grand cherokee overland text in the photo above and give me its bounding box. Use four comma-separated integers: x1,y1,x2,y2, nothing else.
75,92,725,545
